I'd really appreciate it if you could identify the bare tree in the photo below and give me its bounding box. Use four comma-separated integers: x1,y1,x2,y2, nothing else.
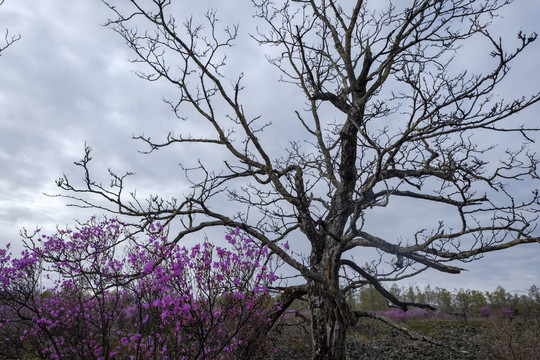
0,0,21,56
57,0,540,359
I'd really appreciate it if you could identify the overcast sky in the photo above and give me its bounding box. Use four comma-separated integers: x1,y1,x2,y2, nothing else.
1,0,539,294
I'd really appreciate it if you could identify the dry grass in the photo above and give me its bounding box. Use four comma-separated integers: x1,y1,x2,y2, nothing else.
483,316,540,360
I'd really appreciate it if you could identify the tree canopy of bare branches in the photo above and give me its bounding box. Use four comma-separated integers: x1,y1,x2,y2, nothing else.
0,0,20,56
56,1,539,358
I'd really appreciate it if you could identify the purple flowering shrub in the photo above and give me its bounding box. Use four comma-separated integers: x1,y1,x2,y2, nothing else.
479,307,514,318
479,306,492,317
375,307,432,322
0,218,279,359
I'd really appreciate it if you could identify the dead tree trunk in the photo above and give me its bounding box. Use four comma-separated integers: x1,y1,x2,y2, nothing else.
308,242,353,360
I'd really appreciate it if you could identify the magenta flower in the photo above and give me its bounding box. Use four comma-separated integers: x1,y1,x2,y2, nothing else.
0,219,280,359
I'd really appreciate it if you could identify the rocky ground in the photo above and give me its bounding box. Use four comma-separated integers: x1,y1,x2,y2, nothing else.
344,324,489,360
266,316,540,360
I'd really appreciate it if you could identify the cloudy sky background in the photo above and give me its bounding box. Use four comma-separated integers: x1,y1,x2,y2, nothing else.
1,0,539,294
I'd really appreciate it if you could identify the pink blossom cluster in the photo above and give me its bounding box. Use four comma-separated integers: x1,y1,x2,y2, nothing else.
0,218,278,359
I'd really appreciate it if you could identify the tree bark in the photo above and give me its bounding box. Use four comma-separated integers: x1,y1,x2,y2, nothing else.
308,245,349,360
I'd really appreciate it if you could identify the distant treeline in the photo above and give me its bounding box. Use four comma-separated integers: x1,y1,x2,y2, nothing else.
344,284,540,316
